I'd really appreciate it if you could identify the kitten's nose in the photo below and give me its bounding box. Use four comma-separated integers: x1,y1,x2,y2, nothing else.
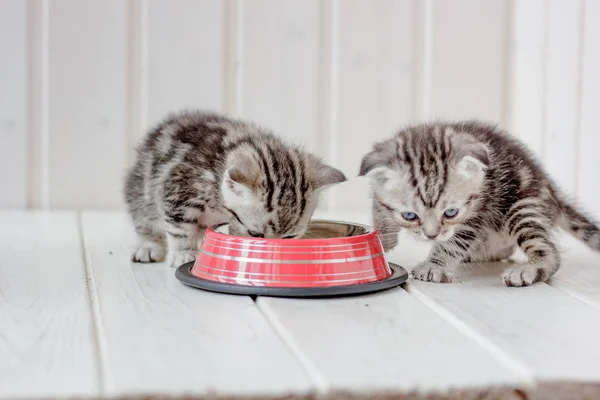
425,233,438,240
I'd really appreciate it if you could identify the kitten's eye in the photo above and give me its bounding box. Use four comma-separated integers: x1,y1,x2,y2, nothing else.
283,235,296,239
247,230,264,238
444,208,459,218
400,212,419,221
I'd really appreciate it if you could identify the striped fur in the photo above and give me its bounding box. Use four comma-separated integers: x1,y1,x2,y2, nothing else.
360,121,600,287
124,109,346,268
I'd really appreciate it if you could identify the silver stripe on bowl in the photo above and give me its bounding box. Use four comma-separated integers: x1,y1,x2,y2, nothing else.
199,242,382,254
192,262,389,277
199,249,385,264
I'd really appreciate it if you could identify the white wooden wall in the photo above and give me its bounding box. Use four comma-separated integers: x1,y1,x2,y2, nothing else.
1,0,598,217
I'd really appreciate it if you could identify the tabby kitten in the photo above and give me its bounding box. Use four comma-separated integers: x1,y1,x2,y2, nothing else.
360,121,600,287
124,110,346,268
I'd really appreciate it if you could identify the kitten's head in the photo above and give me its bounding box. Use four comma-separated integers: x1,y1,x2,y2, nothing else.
359,125,489,242
221,140,346,239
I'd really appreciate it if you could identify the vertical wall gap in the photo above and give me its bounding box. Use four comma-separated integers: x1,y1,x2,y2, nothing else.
420,0,434,120
500,0,513,129
539,1,550,163
316,0,339,210
223,0,244,116
26,0,50,209
125,0,147,166
573,0,586,198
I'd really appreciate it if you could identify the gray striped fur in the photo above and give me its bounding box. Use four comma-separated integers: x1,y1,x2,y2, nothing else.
360,121,600,287
124,110,346,268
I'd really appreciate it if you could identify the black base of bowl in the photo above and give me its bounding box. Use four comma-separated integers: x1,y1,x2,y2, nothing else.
175,261,408,298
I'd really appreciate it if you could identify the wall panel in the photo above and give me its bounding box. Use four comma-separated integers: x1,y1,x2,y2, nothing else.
147,0,224,129
241,0,321,151
542,0,583,195
330,0,415,212
0,1,28,207
48,0,128,208
428,0,508,123
577,0,600,218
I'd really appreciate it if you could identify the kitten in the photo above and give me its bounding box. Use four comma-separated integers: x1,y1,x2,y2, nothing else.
359,121,600,287
124,109,346,268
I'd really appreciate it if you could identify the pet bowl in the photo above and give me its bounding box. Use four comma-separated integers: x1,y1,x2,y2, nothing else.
175,220,408,297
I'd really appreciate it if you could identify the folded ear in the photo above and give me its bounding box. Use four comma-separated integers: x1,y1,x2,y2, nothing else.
304,154,346,189
451,134,489,181
313,164,347,189
222,150,261,202
359,139,398,176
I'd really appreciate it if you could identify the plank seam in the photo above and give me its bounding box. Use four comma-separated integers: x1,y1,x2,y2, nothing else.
404,284,536,386
77,211,108,395
548,277,600,312
255,298,328,394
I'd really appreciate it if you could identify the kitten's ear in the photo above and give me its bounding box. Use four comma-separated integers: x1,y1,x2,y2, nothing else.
304,154,346,189
225,167,260,192
223,151,261,200
359,139,398,176
359,150,385,176
313,164,347,189
453,136,489,180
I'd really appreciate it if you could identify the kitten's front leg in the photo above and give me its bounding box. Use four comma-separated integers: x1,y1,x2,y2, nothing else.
165,221,199,268
373,200,400,252
412,229,476,283
503,202,560,286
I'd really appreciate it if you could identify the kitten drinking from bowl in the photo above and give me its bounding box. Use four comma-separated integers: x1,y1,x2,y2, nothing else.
124,110,346,268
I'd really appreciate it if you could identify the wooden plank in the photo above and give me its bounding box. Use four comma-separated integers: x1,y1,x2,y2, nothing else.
80,212,313,397
146,0,224,128
399,253,600,382
542,0,583,195
331,0,415,212
258,289,526,393
577,0,600,218
48,0,127,208
0,211,99,398
241,0,320,151
548,234,600,311
0,1,28,207
506,0,546,156
428,0,507,123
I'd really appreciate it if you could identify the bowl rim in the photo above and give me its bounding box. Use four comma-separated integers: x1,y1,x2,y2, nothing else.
204,219,377,247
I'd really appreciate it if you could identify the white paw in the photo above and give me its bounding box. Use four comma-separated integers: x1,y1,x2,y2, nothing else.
132,242,165,263
411,261,455,283
167,250,197,268
502,264,546,287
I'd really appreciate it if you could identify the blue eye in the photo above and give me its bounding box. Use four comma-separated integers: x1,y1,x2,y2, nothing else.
401,212,418,221
444,208,459,218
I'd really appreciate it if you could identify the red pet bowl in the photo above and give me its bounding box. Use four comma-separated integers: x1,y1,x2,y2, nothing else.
175,220,408,297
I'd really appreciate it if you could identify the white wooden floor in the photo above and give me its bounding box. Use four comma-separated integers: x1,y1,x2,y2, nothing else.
2,210,600,399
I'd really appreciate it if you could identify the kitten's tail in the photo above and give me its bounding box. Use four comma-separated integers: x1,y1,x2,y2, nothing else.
557,198,600,251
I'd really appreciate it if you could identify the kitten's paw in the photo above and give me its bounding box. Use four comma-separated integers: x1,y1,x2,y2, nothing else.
502,264,547,287
167,250,197,268
132,242,165,263
411,262,455,283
